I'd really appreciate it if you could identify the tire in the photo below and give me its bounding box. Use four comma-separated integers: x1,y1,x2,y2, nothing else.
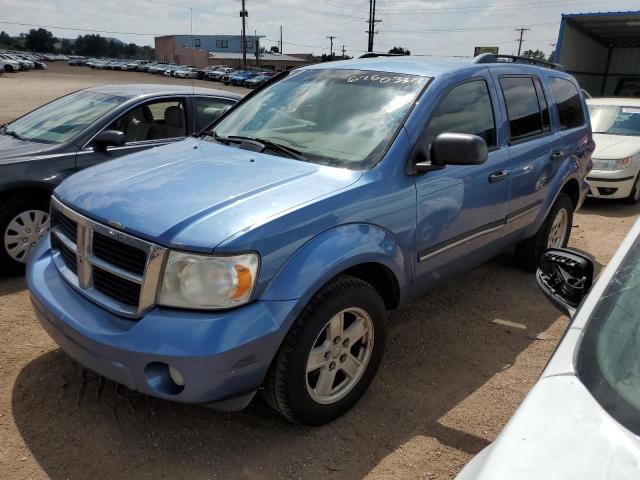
262,275,388,425
4,65,13,73
515,193,573,271
0,195,51,273
624,174,640,204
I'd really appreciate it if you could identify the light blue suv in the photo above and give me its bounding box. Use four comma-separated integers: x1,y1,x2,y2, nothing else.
27,54,594,425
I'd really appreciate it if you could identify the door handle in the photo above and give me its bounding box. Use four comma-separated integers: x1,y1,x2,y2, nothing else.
551,150,565,160
489,170,509,183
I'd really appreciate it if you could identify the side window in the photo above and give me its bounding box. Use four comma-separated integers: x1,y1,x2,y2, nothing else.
194,97,235,130
533,77,551,133
425,80,497,150
109,99,186,142
549,77,585,130
500,77,543,142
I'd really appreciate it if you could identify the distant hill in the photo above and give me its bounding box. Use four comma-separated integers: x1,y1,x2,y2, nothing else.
61,36,125,45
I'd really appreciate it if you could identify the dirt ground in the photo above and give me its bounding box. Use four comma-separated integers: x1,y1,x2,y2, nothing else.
0,62,638,480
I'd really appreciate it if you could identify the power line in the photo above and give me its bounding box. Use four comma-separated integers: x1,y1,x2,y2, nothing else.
516,27,531,56
0,20,165,36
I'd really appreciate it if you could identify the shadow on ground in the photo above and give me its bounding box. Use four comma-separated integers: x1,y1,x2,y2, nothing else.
12,255,570,480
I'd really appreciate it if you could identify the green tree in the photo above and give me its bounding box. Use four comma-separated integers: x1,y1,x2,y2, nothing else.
74,34,108,56
0,31,14,49
522,49,546,60
59,38,73,54
25,28,57,52
388,46,410,55
108,39,123,57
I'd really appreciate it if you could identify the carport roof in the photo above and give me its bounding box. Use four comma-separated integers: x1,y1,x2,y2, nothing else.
562,11,640,48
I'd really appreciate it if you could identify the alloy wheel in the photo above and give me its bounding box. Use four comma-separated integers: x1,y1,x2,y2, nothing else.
306,307,374,404
547,208,569,249
3,209,49,263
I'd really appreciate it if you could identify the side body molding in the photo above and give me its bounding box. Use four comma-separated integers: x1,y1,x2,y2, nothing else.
261,223,408,303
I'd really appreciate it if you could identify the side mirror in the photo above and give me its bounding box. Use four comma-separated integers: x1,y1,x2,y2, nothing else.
415,133,488,173
536,248,594,317
92,129,125,151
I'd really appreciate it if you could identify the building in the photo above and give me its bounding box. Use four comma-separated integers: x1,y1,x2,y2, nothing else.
555,11,640,96
155,34,262,65
154,34,314,71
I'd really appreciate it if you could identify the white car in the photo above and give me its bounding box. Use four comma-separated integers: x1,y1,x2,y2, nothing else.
458,219,640,480
586,98,640,203
0,57,20,72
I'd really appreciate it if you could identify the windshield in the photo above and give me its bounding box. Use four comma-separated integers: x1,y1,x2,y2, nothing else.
589,104,640,136
2,90,125,144
210,68,429,169
578,236,640,433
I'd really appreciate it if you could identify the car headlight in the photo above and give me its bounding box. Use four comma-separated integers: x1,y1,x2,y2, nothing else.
158,251,259,309
591,157,632,171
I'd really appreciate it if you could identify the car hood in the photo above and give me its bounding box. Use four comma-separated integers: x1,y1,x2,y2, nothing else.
457,374,640,480
55,138,362,251
0,134,55,162
592,134,640,160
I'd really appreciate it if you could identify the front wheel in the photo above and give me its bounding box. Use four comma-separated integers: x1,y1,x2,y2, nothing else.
262,275,387,425
515,193,573,271
624,174,640,204
0,196,50,273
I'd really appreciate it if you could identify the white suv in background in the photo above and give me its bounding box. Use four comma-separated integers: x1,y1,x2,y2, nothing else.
586,98,640,203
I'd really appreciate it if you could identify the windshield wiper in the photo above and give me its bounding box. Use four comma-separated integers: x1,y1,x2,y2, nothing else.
3,129,24,141
225,135,308,161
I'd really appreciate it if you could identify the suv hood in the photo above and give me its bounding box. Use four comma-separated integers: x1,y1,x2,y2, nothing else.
55,138,362,251
592,134,640,160
0,134,54,162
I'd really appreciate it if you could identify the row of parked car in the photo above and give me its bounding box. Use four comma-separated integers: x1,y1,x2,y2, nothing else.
3,52,640,477
69,57,278,89
0,50,48,72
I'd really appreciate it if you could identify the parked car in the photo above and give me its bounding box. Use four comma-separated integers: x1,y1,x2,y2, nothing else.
0,85,240,271
586,98,640,203
229,71,257,86
0,57,20,72
221,70,241,84
208,67,234,81
68,59,87,66
197,65,228,80
458,219,640,479
244,74,272,88
27,56,592,425
174,67,199,79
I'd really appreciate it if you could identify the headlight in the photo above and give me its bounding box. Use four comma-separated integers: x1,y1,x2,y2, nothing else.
591,157,632,171
158,251,259,309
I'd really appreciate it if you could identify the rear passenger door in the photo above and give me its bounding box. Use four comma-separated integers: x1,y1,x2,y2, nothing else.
192,96,236,132
547,76,591,180
76,97,189,170
493,73,563,233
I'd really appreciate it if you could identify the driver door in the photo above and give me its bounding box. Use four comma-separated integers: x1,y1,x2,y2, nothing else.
76,97,188,170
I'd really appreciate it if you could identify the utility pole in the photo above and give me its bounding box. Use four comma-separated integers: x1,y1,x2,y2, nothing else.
341,44,346,58
366,0,381,52
515,27,530,57
280,25,283,54
255,29,260,67
240,0,248,68
327,35,336,60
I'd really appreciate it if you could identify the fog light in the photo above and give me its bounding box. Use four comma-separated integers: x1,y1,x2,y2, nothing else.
169,365,185,386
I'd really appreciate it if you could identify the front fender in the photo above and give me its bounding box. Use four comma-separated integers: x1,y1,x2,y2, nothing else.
261,223,409,302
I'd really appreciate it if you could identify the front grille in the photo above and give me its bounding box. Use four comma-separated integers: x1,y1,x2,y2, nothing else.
93,267,141,306
93,232,147,276
51,209,77,241
49,197,167,318
50,233,78,275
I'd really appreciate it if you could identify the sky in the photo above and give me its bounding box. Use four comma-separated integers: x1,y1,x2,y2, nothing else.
1,0,639,57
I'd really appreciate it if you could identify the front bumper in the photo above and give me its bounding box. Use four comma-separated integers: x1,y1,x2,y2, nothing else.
586,170,638,199
27,237,302,408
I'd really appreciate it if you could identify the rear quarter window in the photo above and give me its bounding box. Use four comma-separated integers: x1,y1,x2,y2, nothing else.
549,77,585,130
499,76,544,142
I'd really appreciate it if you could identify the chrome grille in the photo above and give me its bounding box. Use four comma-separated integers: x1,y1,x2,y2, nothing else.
49,196,167,318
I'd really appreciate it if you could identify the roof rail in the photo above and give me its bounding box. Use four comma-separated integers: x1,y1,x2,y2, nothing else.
472,53,565,71
358,52,405,59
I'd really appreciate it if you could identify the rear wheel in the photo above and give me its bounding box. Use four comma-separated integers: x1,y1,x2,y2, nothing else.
624,174,640,204
262,275,387,425
0,196,50,273
515,193,573,271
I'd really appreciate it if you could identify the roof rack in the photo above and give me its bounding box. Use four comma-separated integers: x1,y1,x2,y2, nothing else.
472,53,565,71
358,52,405,59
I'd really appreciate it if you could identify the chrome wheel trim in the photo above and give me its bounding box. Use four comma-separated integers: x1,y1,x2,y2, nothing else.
633,176,640,202
3,209,49,263
547,208,569,249
306,307,374,405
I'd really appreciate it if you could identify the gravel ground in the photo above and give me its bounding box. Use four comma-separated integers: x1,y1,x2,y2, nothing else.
0,62,638,480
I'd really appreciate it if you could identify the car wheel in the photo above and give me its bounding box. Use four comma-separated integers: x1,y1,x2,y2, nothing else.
515,193,573,271
262,275,387,425
624,174,640,204
0,196,50,273
4,65,13,73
